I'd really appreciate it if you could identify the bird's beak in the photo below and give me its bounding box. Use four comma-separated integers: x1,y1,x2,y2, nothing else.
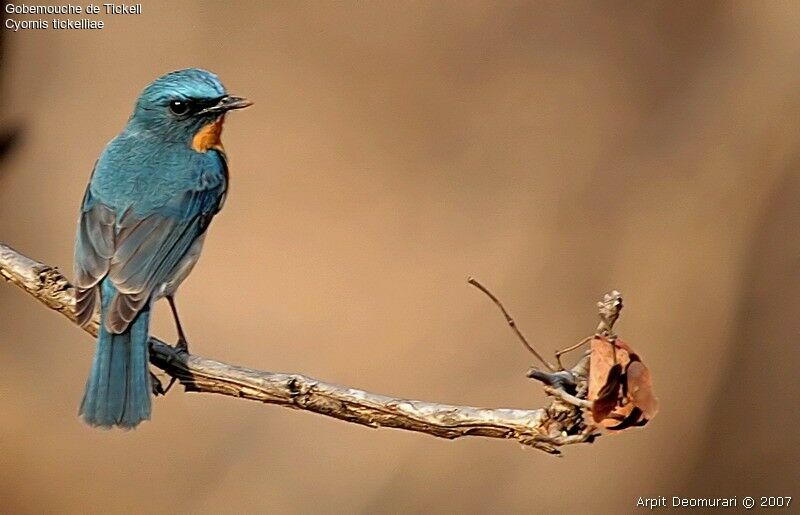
199,95,253,115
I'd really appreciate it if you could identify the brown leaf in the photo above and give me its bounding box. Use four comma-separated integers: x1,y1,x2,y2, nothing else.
607,406,648,430
625,357,659,420
587,336,658,430
588,337,628,399
591,363,623,422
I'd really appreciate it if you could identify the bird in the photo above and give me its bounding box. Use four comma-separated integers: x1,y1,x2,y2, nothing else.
73,68,252,428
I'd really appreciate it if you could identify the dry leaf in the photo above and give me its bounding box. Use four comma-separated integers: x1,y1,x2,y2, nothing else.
625,355,659,420
587,336,658,430
591,363,623,422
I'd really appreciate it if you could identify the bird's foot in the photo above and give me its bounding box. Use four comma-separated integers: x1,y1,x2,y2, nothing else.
162,376,178,394
150,371,166,396
174,337,189,354
150,371,179,395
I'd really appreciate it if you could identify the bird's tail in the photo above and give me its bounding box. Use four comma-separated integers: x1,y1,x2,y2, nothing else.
79,283,152,429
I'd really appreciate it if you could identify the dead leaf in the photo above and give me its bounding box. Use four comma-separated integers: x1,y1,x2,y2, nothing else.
592,363,623,422
587,336,658,430
625,356,659,421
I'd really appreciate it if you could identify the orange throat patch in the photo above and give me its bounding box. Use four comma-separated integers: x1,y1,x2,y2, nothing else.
191,116,225,153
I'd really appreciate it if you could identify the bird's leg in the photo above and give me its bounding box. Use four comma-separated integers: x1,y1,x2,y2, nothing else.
148,369,179,395
167,295,189,353
162,376,178,394
149,371,166,396
146,340,179,395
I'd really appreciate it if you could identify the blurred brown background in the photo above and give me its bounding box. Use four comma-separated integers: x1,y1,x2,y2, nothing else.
1,1,798,513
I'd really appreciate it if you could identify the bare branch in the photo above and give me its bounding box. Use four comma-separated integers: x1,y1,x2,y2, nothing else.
555,336,592,370
1,242,595,455
544,386,593,410
467,277,557,371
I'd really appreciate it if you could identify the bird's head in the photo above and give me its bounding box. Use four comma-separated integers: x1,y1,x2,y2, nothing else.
128,68,252,152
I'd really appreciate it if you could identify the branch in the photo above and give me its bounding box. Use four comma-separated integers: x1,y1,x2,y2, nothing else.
0,242,595,455
467,276,558,371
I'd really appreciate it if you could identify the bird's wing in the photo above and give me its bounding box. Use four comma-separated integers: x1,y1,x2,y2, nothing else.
104,184,222,333
74,184,116,326
75,155,226,332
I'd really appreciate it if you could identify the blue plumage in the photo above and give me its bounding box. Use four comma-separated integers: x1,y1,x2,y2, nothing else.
80,280,151,428
74,68,251,428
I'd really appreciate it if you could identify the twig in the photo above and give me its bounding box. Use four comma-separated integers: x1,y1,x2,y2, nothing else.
467,277,557,371
0,242,595,455
595,290,623,337
552,291,624,370
544,386,593,410
555,336,593,370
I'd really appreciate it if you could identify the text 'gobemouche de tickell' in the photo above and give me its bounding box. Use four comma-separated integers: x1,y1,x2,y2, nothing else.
4,3,142,31
5,4,141,15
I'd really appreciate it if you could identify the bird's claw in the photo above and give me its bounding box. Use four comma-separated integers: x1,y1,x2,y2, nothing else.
174,337,189,354
150,371,166,396
150,371,179,396
162,376,178,394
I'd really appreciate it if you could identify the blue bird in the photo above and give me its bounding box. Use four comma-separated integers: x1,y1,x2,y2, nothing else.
74,68,252,428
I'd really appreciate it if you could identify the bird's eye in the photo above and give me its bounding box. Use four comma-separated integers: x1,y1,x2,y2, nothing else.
168,100,191,116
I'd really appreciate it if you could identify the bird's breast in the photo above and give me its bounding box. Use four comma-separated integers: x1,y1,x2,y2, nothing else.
191,115,225,153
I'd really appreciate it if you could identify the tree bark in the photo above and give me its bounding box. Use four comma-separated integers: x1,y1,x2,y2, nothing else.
0,242,596,455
